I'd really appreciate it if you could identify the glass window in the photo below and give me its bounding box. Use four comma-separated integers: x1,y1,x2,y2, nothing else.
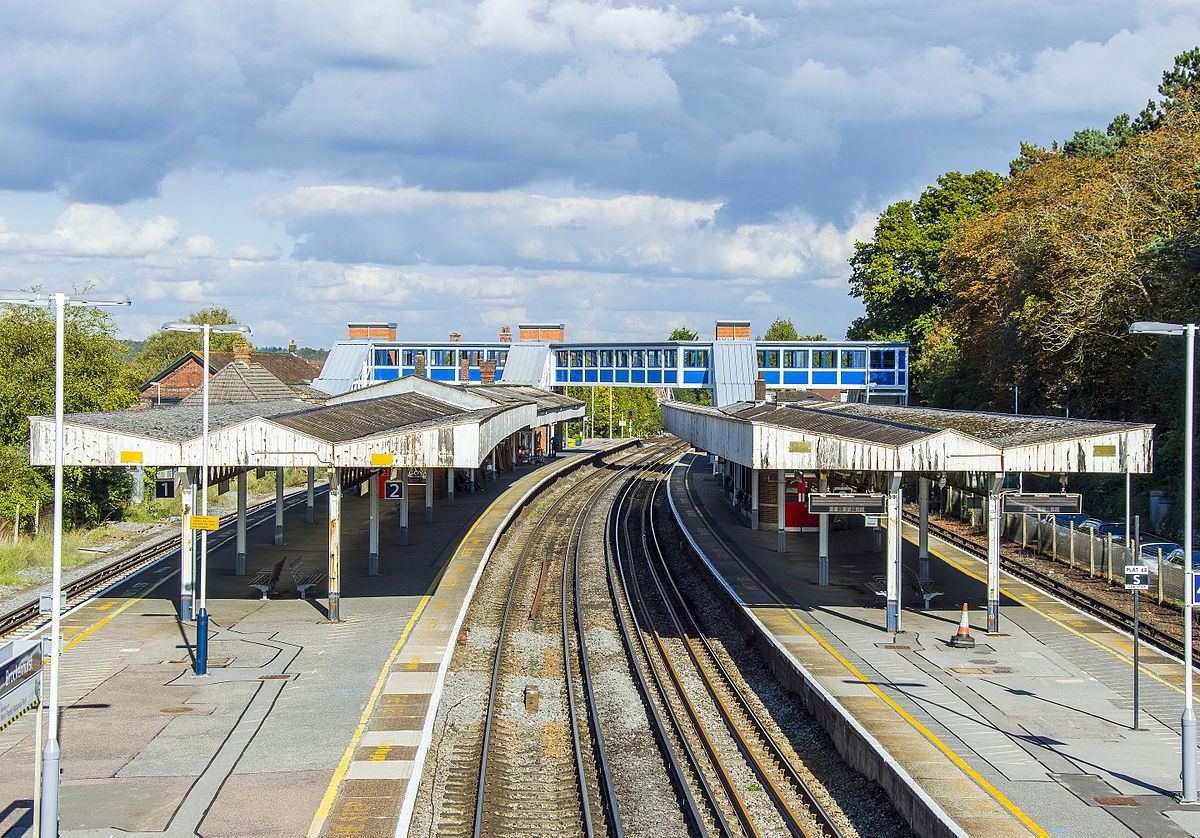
599,349,614,366
437,349,456,366
648,349,662,367
870,349,896,368
684,349,709,367
402,349,415,365
617,349,629,366
497,350,508,366
812,350,836,368
664,349,677,366
557,350,569,366
585,350,598,366
375,349,398,366
632,349,645,367
841,350,865,369
757,350,767,367
783,349,807,367
570,350,583,367
470,350,483,366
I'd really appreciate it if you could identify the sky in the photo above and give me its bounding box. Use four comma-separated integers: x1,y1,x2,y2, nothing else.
0,1,1197,351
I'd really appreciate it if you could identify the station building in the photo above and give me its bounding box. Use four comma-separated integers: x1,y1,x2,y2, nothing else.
314,320,911,407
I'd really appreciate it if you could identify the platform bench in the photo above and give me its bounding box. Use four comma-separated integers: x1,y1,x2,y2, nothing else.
866,575,888,598
290,560,325,600
249,558,286,601
904,568,944,610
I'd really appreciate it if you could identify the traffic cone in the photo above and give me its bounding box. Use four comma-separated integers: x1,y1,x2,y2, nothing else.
949,602,975,648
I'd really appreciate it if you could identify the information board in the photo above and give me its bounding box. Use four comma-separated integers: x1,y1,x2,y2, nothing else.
999,493,1083,515
190,515,219,531
0,639,42,729
807,493,886,515
1124,564,1150,591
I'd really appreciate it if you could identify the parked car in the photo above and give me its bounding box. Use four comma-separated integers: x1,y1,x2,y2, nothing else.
1137,539,1183,570
1077,518,1127,542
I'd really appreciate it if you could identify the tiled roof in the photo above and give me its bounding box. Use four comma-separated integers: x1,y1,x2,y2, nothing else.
179,363,300,404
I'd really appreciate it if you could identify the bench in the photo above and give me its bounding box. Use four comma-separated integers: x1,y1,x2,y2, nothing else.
865,575,888,598
866,572,943,610
249,558,286,600
904,568,944,610
290,559,325,600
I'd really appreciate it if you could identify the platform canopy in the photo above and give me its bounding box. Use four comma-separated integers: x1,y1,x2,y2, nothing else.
661,399,1154,475
29,376,583,471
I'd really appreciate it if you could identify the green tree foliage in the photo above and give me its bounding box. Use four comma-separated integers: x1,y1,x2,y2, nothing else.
846,170,1006,360
567,386,663,438
133,306,245,381
0,295,141,528
758,317,799,340
668,326,698,341
1136,47,1200,131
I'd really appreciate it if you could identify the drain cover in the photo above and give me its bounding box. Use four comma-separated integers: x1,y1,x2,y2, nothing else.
1094,796,1139,807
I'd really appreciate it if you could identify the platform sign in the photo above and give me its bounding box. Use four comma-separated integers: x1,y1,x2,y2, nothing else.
1193,576,1200,605
189,515,219,531
383,480,405,500
807,492,886,515
0,639,42,730
155,479,175,499
1000,492,1083,514
1124,565,1150,591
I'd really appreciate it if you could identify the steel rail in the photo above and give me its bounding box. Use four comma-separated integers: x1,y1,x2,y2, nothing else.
473,443,659,838
608,464,732,837
643,475,846,838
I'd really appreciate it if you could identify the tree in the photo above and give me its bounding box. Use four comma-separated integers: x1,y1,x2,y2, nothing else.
1136,47,1200,131
133,306,244,380
758,317,798,341
668,326,698,341
0,294,141,527
846,170,1006,352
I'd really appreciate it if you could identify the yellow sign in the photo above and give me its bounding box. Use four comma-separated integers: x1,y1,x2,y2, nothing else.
1093,444,1117,458
119,451,144,463
371,453,395,466
190,515,219,531
789,441,812,453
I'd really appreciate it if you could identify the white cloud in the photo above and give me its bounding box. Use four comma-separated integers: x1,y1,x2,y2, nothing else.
0,205,180,257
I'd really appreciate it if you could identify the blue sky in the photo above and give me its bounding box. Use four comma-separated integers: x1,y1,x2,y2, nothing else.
0,1,1196,350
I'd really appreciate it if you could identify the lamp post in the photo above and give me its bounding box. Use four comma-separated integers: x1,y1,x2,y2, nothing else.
1130,319,1196,802
1,289,130,838
162,320,251,676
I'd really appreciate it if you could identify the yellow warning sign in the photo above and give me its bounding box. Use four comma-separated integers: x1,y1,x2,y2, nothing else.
371,453,395,466
190,515,219,531
119,451,144,463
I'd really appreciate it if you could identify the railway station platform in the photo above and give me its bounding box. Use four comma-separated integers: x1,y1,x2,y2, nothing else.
670,451,1200,838
0,444,612,838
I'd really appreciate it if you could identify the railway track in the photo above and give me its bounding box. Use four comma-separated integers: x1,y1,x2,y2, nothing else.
0,488,322,640
613,463,847,838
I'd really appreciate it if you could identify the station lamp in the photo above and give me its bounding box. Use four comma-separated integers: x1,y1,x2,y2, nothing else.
0,289,131,838
1129,319,1197,802
162,320,251,677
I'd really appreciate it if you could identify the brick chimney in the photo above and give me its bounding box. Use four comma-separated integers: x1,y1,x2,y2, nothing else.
450,332,461,342
481,360,497,384
288,339,297,353
754,373,767,401
414,353,426,377
499,326,512,343
460,357,470,382
233,340,253,364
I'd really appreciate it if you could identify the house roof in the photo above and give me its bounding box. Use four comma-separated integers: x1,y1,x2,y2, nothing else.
140,350,321,394
179,362,302,405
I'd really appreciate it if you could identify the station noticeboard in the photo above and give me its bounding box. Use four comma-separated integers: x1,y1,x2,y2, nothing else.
999,492,1083,515
1124,565,1150,591
807,493,886,515
189,515,219,531
0,639,42,730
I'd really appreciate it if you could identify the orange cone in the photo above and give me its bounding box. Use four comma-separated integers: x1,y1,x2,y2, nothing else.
950,602,975,648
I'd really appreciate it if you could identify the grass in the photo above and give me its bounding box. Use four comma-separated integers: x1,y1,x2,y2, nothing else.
0,526,124,589
0,468,314,593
